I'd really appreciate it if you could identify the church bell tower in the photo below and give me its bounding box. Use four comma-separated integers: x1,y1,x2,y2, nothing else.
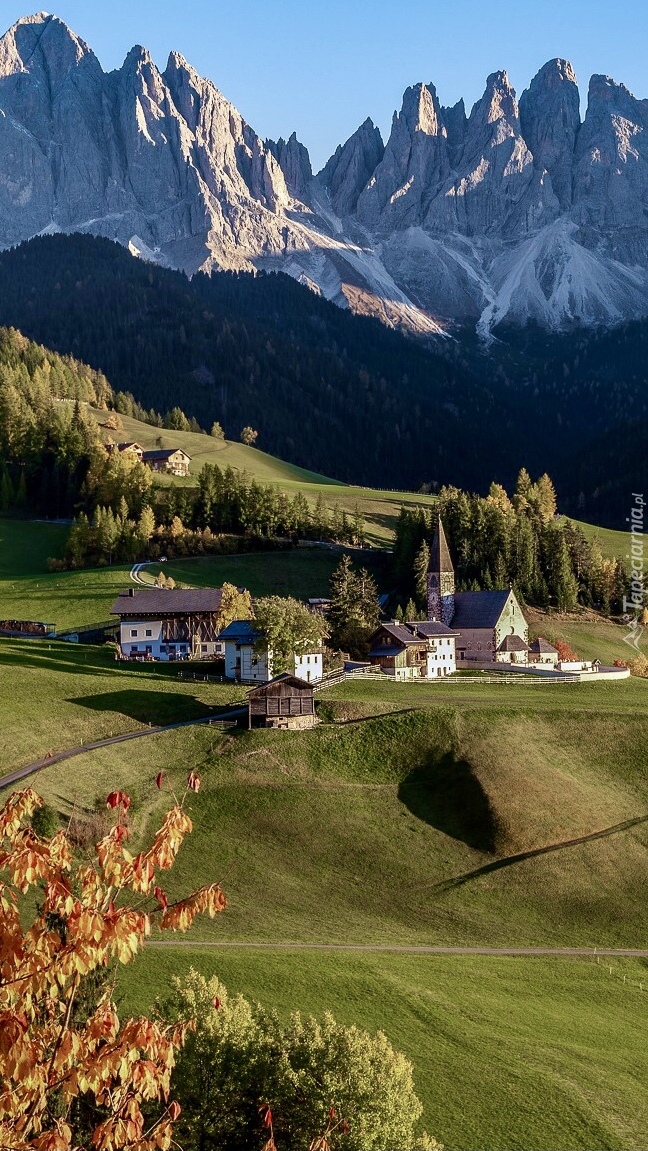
427,517,455,625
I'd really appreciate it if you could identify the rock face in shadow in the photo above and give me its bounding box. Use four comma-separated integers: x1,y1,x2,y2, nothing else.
398,752,499,854
2,12,648,334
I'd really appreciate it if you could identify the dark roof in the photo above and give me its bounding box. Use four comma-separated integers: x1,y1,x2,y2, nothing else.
451,590,512,629
498,634,528,652
530,637,558,654
142,448,190,462
117,442,143,451
219,619,262,642
110,588,223,616
408,621,459,638
247,673,312,696
428,518,454,576
377,623,422,646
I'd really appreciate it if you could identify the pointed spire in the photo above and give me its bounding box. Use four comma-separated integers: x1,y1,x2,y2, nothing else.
428,516,454,576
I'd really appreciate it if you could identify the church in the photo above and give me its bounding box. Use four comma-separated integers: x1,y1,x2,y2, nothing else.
427,519,529,664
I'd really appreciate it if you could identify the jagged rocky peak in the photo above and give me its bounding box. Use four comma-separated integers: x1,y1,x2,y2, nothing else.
356,81,451,228
441,99,467,167
319,117,384,216
0,10,97,78
519,59,580,208
266,132,312,199
572,73,648,228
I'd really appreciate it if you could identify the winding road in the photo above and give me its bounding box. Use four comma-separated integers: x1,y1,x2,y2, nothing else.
0,709,246,791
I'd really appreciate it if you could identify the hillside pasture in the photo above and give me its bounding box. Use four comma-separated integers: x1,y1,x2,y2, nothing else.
122,947,648,1151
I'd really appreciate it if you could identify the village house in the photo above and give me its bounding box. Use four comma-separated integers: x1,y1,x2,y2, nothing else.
528,637,559,666
427,520,529,663
247,674,318,730
219,619,324,684
110,587,225,660
107,442,144,461
368,620,458,679
141,448,191,477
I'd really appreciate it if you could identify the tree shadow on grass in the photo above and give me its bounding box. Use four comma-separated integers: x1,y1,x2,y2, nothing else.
398,751,498,853
70,690,210,726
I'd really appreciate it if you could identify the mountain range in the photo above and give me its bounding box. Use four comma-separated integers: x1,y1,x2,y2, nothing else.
3,12,648,336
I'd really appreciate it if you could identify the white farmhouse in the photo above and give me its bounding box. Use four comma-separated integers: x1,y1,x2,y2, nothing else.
219,619,323,684
110,587,225,660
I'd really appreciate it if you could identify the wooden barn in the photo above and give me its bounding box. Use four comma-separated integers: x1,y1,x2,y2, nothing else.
247,673,318,730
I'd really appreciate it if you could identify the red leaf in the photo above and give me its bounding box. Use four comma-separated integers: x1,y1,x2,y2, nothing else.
156,772,164,789
154,886,168,910
329,1107,337,1120
169,1101,181,1121
342,1121,350,1135
212,996,221,1010
187,771,201,793
259,1104,273,1128
106,790,131,810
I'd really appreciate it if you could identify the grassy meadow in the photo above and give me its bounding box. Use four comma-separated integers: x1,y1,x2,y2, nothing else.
122,948,648,1151
22,670,648,1150
1,500,645,1150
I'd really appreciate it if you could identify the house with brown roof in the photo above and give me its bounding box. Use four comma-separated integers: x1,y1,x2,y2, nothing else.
110,587,224,660
368,620,458,679
107,442,144,460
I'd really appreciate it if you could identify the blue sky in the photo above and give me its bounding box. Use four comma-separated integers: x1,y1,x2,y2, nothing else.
3,1,648,168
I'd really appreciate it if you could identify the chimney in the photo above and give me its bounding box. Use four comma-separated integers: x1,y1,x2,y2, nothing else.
128,587,135,597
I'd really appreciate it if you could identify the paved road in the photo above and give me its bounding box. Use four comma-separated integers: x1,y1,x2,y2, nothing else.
130,562,153,585
0,709,246,791
145,941,648,957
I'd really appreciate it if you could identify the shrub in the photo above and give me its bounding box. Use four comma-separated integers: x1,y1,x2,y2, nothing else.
166,970,439,1151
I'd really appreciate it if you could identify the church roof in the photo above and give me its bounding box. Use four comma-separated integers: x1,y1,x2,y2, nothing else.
451,590,511,629
498,634,528,652
429,518,454,575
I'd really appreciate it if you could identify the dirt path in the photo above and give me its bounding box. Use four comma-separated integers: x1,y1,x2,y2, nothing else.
145,941,648,957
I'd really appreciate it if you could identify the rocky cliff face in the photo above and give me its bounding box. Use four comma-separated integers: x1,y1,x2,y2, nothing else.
2,12,648,335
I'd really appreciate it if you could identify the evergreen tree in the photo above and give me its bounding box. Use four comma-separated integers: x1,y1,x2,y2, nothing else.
413,541,430,610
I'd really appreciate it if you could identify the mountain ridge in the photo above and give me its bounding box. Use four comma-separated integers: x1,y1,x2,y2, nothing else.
2,12,648,335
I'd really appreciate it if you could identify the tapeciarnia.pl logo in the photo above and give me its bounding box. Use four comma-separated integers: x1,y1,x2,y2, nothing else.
623,493,645,652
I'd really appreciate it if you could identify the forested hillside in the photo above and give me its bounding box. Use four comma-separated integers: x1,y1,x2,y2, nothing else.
0,234,645,526
0,327,110,518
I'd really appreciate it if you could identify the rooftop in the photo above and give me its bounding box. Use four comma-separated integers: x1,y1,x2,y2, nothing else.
219,619,262,642
451,590,512,629
110,587,223,616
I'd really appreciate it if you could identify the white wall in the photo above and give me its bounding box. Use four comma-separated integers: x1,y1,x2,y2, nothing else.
426,637,456,677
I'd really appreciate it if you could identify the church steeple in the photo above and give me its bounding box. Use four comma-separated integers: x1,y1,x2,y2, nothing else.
427,517,455,624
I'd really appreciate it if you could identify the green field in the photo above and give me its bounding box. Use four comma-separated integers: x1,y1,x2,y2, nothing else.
0,520,388,632
89,405,439,546
2,503,645,1150
20,666,648,1150
122,948,648,1151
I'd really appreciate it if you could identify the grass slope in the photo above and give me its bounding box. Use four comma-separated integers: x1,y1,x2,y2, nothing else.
11,650,648,1150
121,948,648,1151
89,405,437,546
0,639,243,774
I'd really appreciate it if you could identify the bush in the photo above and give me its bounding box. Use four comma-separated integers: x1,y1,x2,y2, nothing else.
166,970,439,1151
31,802,59,838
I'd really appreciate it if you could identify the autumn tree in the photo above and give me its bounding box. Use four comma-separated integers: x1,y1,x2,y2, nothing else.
0,775,226,1150
217,583,253,633
240,427,259,447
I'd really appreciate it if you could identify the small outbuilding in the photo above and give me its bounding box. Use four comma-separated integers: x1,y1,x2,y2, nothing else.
247,673,318,730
